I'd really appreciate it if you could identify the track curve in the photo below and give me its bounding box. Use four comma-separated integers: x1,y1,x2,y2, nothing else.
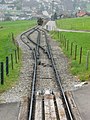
20,26,74,120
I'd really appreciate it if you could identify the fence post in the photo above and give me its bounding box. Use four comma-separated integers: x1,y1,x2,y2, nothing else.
86,50,89,70
71,42,73,56
6,56,9,75
17,46,19,60
15,50,17,63
61,34,63,45
60,32,62,43
12,33,15,45
11,54,13,70
1,62,4,85
59,31,61,40
67,40,69,51
74,45,77,60
58,31,59,39
62,34,64,46
64,37,66,48
63,35,64,46
79,47,82,64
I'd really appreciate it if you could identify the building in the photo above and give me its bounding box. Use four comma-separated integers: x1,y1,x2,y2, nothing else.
76,10,90,17
0,0,16,10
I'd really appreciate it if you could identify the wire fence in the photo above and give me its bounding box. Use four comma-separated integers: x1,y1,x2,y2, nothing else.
0,34,20,85
51,31,90,71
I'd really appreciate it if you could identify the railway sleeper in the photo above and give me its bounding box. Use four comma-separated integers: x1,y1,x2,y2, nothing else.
34,91,68,120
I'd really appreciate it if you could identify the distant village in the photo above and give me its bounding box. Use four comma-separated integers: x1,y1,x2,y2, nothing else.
0,0,90,21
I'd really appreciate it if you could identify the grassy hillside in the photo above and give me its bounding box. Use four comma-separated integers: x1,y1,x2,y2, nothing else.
51,17,90,81
57,17,90,30
51,31,90,81
0,20,36,61
0,20,36,93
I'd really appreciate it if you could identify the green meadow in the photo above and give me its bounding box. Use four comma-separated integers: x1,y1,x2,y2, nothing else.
0,20,36,61
56,17,90,30
51,17,90,81
0,20,36,93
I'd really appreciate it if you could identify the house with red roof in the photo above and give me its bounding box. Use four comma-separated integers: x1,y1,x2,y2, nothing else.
76,10,90,17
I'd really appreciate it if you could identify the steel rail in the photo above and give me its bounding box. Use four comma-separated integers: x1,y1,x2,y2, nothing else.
20,27,73,120
20,27,37,120
44,31,51,59
20,26,38,36
23,27,50,55
20,27,40,120
50,51,73,120
28,49,37,120
36,29,41,57
28,29,41,120
20,35,33,50
20,26,38,50
27,35,45,52
42,29,74,120
27,30,46,53
38,28,51,59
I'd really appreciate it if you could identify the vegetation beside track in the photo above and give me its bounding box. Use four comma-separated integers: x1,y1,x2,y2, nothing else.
50,18,90,81
0,20,36,93
0,20,36,61
56,17,90,30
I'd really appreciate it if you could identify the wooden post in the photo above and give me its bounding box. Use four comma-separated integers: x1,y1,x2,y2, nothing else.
60,32,61,41
79,47,82,64
11,54,13,70
17,46,19,60
67,40,69,51
86,50,89,70
15,50,17,63
64,37,66,48
62,34,63,44
1,62,4,85
58,31,59,39
12,33,15,45
6,57,9,75
74,45,77,60
71,42,73,56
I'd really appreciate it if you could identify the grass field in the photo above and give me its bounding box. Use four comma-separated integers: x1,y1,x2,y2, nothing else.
0,20,36,61
51,17,90,81
56,17,90,30
0,20,36,93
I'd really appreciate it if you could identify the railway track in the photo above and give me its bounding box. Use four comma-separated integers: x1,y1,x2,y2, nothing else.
20,26,74,120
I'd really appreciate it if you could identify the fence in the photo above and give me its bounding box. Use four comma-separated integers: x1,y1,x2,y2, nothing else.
52,31,90,71
0,34,20,85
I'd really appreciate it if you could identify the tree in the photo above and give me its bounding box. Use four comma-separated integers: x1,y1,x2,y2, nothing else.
14,0,23,10
4,16,12,21
53,12,57,20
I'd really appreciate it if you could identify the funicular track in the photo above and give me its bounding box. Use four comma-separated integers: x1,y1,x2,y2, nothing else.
20,26,74,120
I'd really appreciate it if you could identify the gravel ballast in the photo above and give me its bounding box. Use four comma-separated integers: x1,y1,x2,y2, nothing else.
0,29,80,103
